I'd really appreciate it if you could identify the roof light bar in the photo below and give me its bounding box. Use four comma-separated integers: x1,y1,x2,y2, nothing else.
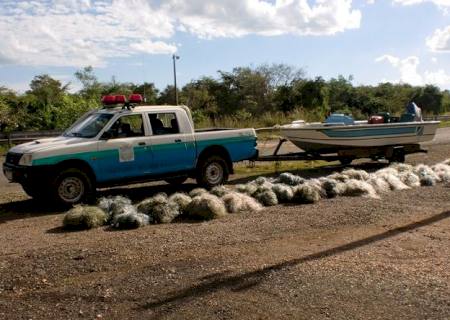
114,95,127,104
129,94,143,104
101,94,144,109
101,95,117,105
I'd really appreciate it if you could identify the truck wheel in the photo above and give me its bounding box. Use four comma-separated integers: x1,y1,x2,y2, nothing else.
196,155,229,189
22,182,50,200
52,168,95,206
165,176,188,186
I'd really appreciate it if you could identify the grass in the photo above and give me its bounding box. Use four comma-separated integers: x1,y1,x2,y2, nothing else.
0,144,10,156
234,160,329,176
256,131,281,141
439,120,450,128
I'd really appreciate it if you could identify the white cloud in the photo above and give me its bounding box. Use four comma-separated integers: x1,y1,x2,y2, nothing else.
392,0,450,7
426,26,450,52
163,0,361,38
376,54,450,88
375,54,423,85
0,0,361,67
0,0,177,67
424,69,450,86
129,40,177,55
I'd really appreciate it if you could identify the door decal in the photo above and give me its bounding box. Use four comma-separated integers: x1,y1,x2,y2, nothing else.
119,144,135,162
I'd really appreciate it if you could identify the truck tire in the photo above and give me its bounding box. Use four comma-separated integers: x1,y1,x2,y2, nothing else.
51,168,95,206
196,155,229,189
165,176,188,186
22,182,51,200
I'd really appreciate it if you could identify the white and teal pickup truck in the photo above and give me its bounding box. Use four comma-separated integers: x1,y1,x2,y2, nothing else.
3,103,257,206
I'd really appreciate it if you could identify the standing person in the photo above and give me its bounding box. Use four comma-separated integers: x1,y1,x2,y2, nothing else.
407,101,423,121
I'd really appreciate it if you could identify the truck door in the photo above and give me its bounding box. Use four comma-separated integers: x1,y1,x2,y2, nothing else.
147,111,196,174
96,113,153,183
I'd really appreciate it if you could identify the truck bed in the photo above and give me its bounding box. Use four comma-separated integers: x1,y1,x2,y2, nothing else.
194,128,257,162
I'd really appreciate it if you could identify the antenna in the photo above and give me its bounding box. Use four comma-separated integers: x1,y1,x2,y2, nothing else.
142,55,147,103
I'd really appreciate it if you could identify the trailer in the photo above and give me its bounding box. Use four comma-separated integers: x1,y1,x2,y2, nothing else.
255,138,427,165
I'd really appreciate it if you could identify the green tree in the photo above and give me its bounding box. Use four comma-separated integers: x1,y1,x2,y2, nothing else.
414,85,443,115
180,77,219,116
0,87,21,131
133,82,159,104
75,66,102,103
25,74,70,129
157,85,179,105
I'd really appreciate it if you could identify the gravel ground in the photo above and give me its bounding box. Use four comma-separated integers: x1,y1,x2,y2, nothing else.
0,137,450,319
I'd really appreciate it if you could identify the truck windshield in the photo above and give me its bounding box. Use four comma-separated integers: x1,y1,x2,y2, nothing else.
64,113,113,138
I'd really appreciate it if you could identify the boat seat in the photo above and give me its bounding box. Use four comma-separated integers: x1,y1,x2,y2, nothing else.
400,113,415,122
325,113,354,125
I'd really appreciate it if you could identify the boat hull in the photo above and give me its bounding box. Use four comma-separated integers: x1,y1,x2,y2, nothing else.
281,121,440,153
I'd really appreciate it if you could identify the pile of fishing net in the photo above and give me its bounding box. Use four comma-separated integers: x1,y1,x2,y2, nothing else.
62,158,450,230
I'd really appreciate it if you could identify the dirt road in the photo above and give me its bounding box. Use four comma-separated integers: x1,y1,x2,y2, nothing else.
0,133,449,319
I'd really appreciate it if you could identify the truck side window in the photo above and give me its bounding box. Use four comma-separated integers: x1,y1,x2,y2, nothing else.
107,114,144,139
149,113,180,135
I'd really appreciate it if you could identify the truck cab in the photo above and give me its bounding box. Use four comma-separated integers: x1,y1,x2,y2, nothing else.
3,95,257,206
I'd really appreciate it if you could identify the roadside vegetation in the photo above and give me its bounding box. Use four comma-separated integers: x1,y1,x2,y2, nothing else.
234,160,329,176
1,64,449,133
439,120,450,128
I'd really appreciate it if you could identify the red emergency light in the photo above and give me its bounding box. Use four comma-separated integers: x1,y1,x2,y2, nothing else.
101,94,143,109
129,94,143,104
101,95,117,105
114,95,127,104
101,94,128,106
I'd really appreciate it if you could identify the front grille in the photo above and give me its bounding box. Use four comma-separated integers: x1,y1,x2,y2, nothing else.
5,152,22,165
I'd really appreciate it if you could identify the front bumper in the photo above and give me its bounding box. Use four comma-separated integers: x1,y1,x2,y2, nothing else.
2,163,50,184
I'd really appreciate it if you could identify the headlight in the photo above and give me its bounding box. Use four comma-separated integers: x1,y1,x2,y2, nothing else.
19,154,33,166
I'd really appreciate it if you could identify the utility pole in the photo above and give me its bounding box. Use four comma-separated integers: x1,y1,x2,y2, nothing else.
172,54,180,105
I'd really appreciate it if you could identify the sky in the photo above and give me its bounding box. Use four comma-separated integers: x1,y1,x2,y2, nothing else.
0,0,449,93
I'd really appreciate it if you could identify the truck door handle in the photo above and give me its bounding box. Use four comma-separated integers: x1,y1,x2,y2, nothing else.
138,142,146,146
174,139,182,143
